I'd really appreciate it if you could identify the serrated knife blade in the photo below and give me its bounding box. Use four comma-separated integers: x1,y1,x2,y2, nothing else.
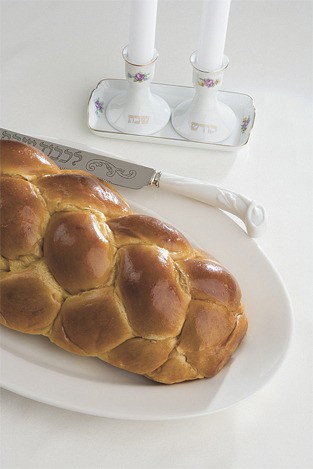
0,128,266,237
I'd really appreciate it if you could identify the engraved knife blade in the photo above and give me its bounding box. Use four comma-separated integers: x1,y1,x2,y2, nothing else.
0,128,156,189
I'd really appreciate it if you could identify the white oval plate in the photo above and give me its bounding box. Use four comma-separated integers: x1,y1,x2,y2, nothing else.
0,188,293,420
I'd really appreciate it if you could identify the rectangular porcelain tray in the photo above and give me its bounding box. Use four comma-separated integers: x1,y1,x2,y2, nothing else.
88,79,255,151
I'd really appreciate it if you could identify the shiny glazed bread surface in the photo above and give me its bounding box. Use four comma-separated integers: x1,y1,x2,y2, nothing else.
0,140,247,384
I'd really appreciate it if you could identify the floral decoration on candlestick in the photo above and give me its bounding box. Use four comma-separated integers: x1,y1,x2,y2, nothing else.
198,77,220,88
127,72,150,82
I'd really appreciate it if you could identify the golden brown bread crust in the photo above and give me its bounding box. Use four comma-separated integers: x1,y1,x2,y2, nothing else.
0,140,248,384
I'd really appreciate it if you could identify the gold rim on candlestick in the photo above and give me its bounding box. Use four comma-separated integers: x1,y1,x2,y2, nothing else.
190,52,230,74
122,46,159,67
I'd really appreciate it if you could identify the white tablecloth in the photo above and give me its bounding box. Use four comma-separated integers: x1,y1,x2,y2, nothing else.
1,1,312,468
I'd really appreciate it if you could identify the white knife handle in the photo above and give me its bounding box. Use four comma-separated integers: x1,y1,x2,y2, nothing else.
158,172,266,238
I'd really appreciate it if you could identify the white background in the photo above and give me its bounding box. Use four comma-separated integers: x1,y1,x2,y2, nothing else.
1,1,312,468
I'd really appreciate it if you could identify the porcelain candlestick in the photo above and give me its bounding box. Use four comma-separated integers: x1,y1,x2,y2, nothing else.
106,47,171,136
171,53,238,143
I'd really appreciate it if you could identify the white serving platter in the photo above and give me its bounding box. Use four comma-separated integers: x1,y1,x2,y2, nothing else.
0,188,293,420
88,79,255,151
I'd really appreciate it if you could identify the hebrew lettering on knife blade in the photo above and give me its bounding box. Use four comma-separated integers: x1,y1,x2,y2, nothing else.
0,130,83,166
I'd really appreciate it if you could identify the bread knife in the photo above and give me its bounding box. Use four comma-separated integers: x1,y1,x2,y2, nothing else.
0,128,266,237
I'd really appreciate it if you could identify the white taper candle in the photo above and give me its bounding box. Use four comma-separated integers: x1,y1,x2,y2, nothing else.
196,0,231,71
127,0,158,65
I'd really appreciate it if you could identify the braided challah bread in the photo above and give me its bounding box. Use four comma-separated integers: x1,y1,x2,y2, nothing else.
0,140,247,384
